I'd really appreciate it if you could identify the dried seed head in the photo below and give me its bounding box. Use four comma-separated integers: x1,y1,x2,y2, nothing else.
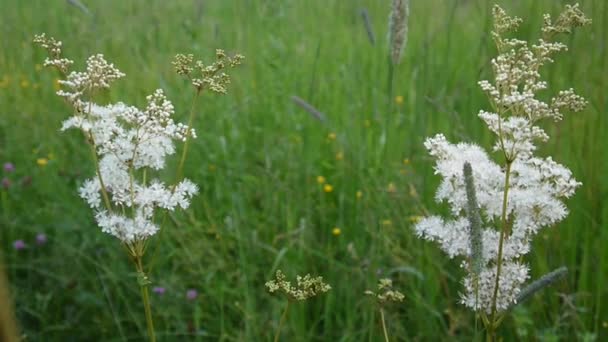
388,0,409,65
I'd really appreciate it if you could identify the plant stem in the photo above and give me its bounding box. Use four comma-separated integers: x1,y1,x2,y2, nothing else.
274,301,289,342
487,160,513,340
88,134,112,211
175,90,201,183
135,256,156,342
380,308,390,342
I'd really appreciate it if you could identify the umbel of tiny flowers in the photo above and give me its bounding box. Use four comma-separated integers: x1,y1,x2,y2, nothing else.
265,270,331,342
365,278,405,342
34,34,218,342
170,51,243,181
413,4,589,341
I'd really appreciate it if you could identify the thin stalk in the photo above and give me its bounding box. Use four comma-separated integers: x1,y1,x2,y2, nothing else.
175,90,201,183
386,58,395,117
135,256,156,342
380,308,390,342
487,160,513,340
274,301,289,342
85,90,112,212
148,90,201,272
88,134,112,211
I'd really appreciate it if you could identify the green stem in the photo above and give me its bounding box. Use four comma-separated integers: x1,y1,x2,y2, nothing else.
380,308,390,342
135,256,156,342
175,90,201,183
487,160,513,340
274,301,289,342
84,93,112,212
88,135,112,211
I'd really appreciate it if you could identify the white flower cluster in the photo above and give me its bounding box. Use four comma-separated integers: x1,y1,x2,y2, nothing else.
58,55,198,244
416,134,579,312
58,54,125,103
414,5,588,313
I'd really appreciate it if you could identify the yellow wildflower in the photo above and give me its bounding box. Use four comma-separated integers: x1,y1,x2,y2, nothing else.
332,227,341,236
356,190,363,199
0,75,11,88
387,182,397,193
323,184,333,193
403,158,410,165
408,215,423,223
327,132,336,141
20,79,29,88
317,175,326,184
335,151,344,161
381,219,392,226
395,95,404,105
37,158,48,167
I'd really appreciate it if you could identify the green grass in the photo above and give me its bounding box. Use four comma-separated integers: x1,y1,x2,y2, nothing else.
1,0,606,340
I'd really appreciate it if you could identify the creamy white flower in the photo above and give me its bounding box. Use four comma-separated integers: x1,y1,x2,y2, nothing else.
461,261,529,313
58,66,197,244
95,210,159,243
416,133,580,312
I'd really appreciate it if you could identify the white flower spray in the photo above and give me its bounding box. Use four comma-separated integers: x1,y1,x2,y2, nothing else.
34,34,243,342
413,4,590,340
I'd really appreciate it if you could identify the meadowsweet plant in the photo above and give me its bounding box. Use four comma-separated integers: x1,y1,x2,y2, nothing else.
265,270,331,342
413,4,590,340
34,34,243,342
365,278,404,342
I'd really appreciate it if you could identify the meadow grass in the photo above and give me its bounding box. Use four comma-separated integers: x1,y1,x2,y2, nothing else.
0,0,606,340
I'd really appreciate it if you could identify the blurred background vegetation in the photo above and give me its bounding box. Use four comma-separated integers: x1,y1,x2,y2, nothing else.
0,0,606,340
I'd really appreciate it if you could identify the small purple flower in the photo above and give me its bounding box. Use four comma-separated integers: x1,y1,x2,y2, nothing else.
13,240,26,250
3,163,14,173
36,233,47,245
1,177,10,189
186,289,198,301
152,287,166,295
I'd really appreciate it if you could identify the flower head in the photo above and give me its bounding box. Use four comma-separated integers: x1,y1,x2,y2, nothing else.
388,0,409,65
266,270,331,301
365,278,405,305
172,51,244,93
36,158,48,167
186,289,198,301
13,240,26,250
36,233,47,245
3,162,15,172
153,287,166,296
